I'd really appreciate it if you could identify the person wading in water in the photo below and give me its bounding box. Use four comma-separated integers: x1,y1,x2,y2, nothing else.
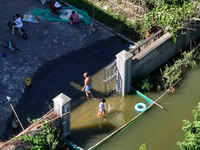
81,72,94,99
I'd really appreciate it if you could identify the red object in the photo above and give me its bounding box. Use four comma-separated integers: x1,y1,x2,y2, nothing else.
98,111,102,116
50,3,62,13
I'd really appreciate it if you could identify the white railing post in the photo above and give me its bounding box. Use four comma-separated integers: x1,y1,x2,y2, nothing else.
53,93,71,137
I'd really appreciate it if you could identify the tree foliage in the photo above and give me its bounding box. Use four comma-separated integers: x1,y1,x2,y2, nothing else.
143,0,198,42
177,103,200,150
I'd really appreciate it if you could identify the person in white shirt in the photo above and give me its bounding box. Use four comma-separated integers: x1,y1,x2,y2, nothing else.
99,98,106,115
11,14,23,35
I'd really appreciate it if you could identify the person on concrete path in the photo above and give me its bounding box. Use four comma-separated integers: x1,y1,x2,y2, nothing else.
81,72,94,99
50,1,62,17
11,14,23,35
99,98,106,116
69,10,80,25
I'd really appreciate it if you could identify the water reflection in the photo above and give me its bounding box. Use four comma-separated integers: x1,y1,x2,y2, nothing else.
70,69,149,149
98,64,200,150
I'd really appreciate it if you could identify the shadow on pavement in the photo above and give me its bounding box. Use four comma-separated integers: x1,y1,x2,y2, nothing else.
3,36,130,144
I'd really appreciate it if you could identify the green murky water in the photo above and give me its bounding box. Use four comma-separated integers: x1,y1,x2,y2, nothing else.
70,63,200,150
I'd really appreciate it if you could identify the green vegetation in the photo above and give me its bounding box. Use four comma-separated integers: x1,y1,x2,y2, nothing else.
139,143,147,150
162,50,198,89
17,120,59,150
132,45,200,93
64,0,199,42
143,0,199,42
177,102,200,150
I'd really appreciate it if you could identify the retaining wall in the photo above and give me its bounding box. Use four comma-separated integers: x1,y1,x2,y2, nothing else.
132,22,200,77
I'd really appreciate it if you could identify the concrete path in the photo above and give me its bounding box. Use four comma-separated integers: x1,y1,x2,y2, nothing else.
0,0,118,139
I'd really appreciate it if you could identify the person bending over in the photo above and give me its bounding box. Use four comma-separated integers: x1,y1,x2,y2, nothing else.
69,11,80,25
11,14,23,35
50,1,62,17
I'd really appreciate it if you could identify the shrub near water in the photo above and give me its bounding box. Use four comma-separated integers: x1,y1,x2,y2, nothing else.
17,120,59,150
132,46,200,92
177,103,200,150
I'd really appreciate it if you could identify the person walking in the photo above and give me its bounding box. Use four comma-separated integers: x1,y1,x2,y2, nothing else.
99,98,106,116
81,72,93,99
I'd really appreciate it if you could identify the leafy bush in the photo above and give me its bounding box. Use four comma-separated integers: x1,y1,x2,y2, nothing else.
143,1,198,42
18,121,59,150
163,50,198,88
133,20,141,30
132,46,200,92
132,75,157,93
177,103,200,150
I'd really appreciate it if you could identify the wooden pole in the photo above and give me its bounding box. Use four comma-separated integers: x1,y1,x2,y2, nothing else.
132,88,163,109
88,78,182,150
10,103,25,131
38,112,69,127
154,78,182,104
0,109,54,149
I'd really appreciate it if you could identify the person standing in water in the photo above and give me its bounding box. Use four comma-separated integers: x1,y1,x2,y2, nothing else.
99,98,106,115
81,72,94,99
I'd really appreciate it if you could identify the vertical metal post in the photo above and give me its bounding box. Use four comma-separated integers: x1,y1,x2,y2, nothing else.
104,68,107,95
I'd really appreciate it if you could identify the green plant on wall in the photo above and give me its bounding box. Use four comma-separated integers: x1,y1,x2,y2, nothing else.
177,102,200,150
132,46,200,92
162,50,198,88
17,120,59,150
132,75,155,93
141,78,153,92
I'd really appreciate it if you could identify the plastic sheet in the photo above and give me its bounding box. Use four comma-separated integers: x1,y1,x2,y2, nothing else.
32,5,91,24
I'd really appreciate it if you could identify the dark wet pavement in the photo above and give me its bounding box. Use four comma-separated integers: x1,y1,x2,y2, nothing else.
3,36,130,141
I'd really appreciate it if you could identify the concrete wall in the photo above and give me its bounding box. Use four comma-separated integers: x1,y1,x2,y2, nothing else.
132,22,200,77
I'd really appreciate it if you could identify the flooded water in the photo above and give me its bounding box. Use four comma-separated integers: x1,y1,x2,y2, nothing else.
70,83,148,149
4,35,200,150
92,63,200,150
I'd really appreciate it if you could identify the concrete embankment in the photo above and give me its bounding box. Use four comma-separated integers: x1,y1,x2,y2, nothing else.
132,22,200,77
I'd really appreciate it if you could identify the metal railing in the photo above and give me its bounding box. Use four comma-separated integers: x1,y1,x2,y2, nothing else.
103,29,164,95
128,29,164,54
104,61,117,95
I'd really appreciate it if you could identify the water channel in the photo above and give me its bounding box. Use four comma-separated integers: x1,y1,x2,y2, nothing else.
98,63,200,150
4,36,200,150
70,62,200,150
